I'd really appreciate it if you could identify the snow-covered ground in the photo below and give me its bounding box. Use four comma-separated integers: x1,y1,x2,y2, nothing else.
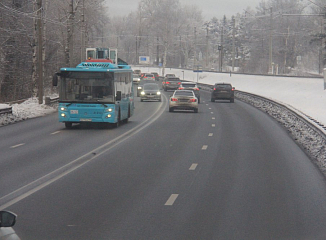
0,97,56,126
139,66,326,128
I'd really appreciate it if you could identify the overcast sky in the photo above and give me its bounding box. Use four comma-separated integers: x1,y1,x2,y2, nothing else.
107,0,262,20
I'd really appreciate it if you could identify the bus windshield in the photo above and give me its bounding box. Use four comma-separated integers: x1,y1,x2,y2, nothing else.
60,77,114,103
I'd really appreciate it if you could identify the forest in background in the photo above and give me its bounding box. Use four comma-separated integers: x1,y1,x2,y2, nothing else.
0,0,325,102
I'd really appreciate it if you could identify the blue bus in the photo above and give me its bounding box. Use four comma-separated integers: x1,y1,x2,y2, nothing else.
53,60,134,128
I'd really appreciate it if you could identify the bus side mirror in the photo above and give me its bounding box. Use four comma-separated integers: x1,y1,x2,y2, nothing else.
116,91,122,101
53,73,58,86
0,211,17,227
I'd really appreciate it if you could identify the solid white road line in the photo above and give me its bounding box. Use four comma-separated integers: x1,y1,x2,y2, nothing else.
165,194,179,206
189,164,198,170
10,143,25,149
202,145,208,150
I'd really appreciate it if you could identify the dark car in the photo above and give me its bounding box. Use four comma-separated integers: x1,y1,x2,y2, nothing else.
140,83,161,102
211,83,235,103
151,72,160,81
163,77,181,91
137,79,156,97
178,82,201,103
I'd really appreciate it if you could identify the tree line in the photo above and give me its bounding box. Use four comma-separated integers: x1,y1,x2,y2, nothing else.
0,0,325,102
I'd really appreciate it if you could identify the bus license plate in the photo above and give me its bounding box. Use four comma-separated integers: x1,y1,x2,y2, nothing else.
70,110,78,114
80,119,92,122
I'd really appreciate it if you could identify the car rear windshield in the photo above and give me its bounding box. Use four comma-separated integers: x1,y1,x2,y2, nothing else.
145,74,154,77
174,91,194,96
215,84,232,89
167,78,180,82
182,83,196,87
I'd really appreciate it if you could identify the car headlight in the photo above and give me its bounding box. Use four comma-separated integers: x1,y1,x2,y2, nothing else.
141,91,145,95
138,86,142,90
157,91,161,95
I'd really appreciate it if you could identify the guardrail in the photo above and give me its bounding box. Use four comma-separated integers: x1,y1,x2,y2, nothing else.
0,107,12,115
45,97,59,105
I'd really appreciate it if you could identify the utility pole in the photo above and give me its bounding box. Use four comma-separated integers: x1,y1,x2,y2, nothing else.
269,7,273,74
80,0,85,62
156,36,159,66
68,0,74,67
231,16,236,72
206,25,209,69
194,26,197,69
323,7,326,68
220,26,224,72
37,0,43,104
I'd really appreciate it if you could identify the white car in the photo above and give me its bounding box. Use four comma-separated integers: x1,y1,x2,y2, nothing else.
133,74,141,84
169,90,198,113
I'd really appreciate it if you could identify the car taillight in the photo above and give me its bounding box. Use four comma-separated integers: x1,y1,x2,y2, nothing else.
231,88,235,91
194,88,199,91
178,87,184,90
189,99,196,102
171,98,178,101
178,82,181,85
213,88,216,90
166,81,170,84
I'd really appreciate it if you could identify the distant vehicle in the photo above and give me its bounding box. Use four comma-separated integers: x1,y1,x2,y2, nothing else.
165,74,175,78
169,90,198,113
163,77,181,91
137,79,156,97
151,72,159,81
140,83,161,102
133,74,141,84
211,83,235,103
0,211,20,240
178,82,201,103
142,73,155,81
133,69,141,75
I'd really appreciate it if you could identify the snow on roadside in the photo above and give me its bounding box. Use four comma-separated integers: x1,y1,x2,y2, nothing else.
0,97,57,126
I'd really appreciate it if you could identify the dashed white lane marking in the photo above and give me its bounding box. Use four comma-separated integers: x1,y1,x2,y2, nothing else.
165,194,179,206
208,133,213,137
212,117,215,120
189,164,198,170
212,124,216,127
211,112,214,114
209,107,212,109
51,131,61,135
206,104,209,106
202,145,208,150
10,143,25,149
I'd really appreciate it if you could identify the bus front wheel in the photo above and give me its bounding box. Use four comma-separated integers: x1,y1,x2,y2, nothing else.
65,122,72,129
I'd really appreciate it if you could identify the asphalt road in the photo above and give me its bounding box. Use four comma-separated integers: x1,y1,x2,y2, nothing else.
2,89,326,239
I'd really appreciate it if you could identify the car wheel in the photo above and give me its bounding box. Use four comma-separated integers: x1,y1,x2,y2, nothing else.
230,98,234,103
194,108,198,113
169,107,173,112
211,98,215,102
198,97,200,104
141,99,143,102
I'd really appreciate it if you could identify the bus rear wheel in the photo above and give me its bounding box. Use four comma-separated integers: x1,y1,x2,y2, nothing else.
65,122,72,129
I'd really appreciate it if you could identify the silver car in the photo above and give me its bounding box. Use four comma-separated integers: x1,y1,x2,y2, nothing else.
169,90,198,113
140,83,161,102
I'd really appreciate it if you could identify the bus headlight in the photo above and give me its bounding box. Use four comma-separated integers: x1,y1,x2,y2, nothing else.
60,107,67,111
61,113,66,117
106,114,112,118
105,108,113,112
